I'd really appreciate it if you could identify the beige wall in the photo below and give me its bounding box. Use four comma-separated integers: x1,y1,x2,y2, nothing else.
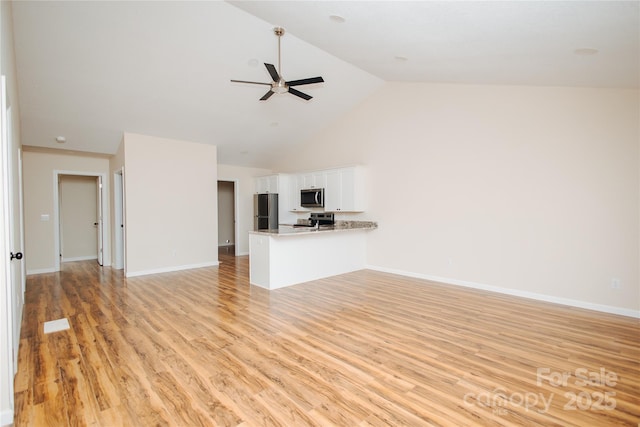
272,82,640,315
22,150,110,274
217,164,272,255
122,133,218,276
60,175,97,261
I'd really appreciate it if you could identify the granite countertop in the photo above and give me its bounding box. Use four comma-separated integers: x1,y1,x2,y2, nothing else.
250,220,378,236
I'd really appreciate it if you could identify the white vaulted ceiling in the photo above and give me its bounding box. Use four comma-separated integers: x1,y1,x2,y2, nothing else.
231,1,639,87
10,1,639,168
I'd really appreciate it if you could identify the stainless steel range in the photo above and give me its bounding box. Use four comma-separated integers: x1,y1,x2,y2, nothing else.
293,212,335,228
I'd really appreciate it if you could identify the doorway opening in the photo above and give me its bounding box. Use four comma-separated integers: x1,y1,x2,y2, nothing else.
217,180,238,256
53,170,107,271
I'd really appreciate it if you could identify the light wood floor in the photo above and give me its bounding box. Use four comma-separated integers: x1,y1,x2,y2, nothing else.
13,249,640,426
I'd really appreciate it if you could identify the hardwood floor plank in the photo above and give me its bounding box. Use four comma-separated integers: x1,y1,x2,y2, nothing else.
31,380,68,427
12,390,32,427
14,338,32,394
70,313,121,412
57,357,101,426
14,252,640,426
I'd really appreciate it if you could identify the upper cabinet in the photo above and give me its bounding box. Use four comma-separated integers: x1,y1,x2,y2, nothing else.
300,172,326,189
323,166,365,212
289,175,309,212
254,174,279,194
257,167,366,213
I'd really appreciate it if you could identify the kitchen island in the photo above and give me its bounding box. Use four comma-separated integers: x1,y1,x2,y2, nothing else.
249,222,377,290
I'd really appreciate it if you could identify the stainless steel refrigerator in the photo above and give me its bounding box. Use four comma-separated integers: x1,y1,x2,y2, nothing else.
254,193,279,230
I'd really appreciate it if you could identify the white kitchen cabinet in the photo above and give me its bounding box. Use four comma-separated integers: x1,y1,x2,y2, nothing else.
289,175,309,212
286,166,365,213
276,175,297,223
249,228,369,290
254,174,279,194
323,167,365,212
300,172,326,189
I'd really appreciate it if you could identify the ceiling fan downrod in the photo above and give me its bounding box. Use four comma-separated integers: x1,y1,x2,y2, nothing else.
275,27,284,78
272,27,287,94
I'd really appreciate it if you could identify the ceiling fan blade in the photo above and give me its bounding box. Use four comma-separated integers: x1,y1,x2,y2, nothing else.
286,76,324,87
260,90,275,101
264,63,280,82
288,87,312,101
230,79,272,86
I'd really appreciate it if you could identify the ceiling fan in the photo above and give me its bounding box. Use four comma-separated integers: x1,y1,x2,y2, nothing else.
231,27,324,101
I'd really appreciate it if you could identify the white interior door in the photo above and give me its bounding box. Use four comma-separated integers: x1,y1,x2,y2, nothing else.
96,175,103,266
114,170,124,270
6,106,23,367
1,73,23,420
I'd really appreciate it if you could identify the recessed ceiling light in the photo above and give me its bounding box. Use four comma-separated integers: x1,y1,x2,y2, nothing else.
55,136,66,143
574,48,599,56
394,55,409,62
248,58,259,67
329,14,346,23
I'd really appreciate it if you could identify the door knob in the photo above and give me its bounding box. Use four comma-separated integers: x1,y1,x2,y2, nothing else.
10,252,23,261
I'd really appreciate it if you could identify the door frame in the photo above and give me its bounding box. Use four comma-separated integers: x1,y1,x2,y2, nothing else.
53,170,107,271
217,179,239,256
16,147,25,301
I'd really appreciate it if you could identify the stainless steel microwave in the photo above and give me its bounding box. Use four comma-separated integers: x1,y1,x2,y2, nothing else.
300,188,324,208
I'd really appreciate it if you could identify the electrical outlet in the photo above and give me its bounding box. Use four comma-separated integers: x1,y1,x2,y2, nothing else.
610,278,621,289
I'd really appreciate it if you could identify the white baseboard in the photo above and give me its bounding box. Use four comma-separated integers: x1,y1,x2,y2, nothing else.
237,251,249,256
366,265,640,319
62,255,97,262
26,267,57,275
1,409,13,426
125,261,220,278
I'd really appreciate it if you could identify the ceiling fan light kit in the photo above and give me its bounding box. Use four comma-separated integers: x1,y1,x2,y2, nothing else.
231,27,324,101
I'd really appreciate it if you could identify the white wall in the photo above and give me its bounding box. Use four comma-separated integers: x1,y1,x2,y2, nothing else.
122,133,218,276
272,82,639,316
59,175,97,261
22,150,110,273
217,163,272,256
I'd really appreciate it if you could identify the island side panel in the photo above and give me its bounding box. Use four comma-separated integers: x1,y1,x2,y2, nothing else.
268,230,367,289
249,233,271,288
